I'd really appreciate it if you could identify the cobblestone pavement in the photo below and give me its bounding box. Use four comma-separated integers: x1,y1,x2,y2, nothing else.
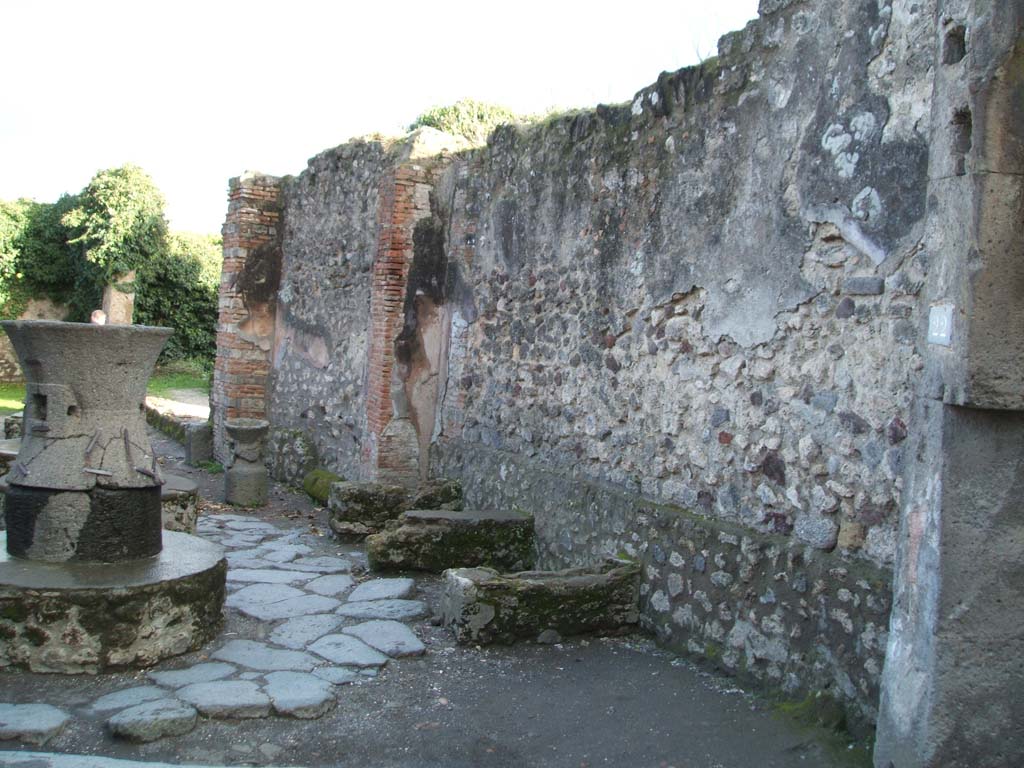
0,430,869,767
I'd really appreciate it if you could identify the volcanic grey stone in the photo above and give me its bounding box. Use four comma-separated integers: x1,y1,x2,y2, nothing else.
794,513,840,550
227,568,314,585
106,698,198,742
147,662,237,689
211,639,318,672
176,680,271,718
89,686,168,714
342,620,426,658
304,573,355,596
336,599,428,621
348,578,416,602
264,672,336,719
0,703,69,745
269,615,344,650
226,583,340,620
312,667,362,685
224,418,270,507
843,276,885,295
281,556,353,573
255,543,313,563
307,634,390,668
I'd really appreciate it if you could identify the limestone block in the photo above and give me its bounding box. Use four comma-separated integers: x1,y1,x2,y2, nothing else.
366,508,534,573
440,560,641,645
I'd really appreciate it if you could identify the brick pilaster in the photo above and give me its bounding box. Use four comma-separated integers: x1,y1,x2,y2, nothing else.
362,164,434,483
211,172,282,461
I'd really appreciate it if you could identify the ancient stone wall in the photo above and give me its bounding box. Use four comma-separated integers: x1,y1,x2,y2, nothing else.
219,0,943,727
429,0,934,724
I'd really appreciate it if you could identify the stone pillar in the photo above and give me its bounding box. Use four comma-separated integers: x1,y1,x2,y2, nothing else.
224,417,269,507
101,271,136,325
874,3,1024,766
211,172,282,462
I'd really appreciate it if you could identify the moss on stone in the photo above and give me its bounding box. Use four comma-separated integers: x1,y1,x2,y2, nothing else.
302,469,343,504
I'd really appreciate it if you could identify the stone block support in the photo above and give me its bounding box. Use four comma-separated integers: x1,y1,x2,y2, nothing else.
211,173,282,461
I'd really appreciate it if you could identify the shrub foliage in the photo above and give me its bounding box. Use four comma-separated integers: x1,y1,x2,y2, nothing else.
409,99,521,144
0,165,222,364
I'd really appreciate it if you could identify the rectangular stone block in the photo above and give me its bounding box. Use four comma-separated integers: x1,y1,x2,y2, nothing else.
843,276,885,295
440,560,640,645
366,508,534,573
184,421,214,466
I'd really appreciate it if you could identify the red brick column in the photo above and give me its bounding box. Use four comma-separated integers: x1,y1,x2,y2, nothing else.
362,164,434,484
211,172,282,461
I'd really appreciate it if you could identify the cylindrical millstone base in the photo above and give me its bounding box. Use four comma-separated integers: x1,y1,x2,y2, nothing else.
5,486,162,563
0,531,226,673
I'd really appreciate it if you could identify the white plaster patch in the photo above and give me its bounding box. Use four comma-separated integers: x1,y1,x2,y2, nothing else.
852,187,883,222
631,96,644,116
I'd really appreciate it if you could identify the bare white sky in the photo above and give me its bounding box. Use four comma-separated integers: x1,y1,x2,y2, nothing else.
1,1,759,233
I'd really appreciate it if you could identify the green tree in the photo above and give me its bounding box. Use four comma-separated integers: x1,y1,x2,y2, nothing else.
61,164,169,285
134,232,222,363
409,99,520,144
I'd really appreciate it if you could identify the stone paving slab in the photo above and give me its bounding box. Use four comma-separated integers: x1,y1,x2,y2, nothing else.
147,662,237,689
226,584,341,620
304,573,355,596
312,666,363,685
307,634,390,668
176,681,271,719
342,620,426,658
0,703,70,745
88,687,168,715
347,577,415,602
268,615,345,650
226,568,315,585
263,672,336,719
106,699,198,742
336,599,428,621
278,556,352,573
211,640,318,672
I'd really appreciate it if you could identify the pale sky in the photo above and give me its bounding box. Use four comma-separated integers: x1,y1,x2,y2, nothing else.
1,1,759,234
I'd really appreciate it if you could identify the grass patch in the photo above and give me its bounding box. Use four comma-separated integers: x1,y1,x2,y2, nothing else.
0,383,25,417
148,358,211,398
195,460,224,474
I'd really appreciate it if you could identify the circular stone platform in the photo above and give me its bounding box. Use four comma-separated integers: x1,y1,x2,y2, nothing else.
0,531,226,673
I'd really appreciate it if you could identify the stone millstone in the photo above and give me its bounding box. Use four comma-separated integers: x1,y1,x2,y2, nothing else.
327,478,463,538
107,698,198,742
439,560,641,645
0,531,225,673
0,702,70,745
366,509,535,573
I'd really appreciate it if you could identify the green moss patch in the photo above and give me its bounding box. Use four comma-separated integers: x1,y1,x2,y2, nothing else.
303,469,343,504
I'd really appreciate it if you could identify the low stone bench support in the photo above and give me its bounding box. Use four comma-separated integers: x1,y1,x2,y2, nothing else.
327,478,462,537
440,560,641,645
161,474,200,534
366,509,535,573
